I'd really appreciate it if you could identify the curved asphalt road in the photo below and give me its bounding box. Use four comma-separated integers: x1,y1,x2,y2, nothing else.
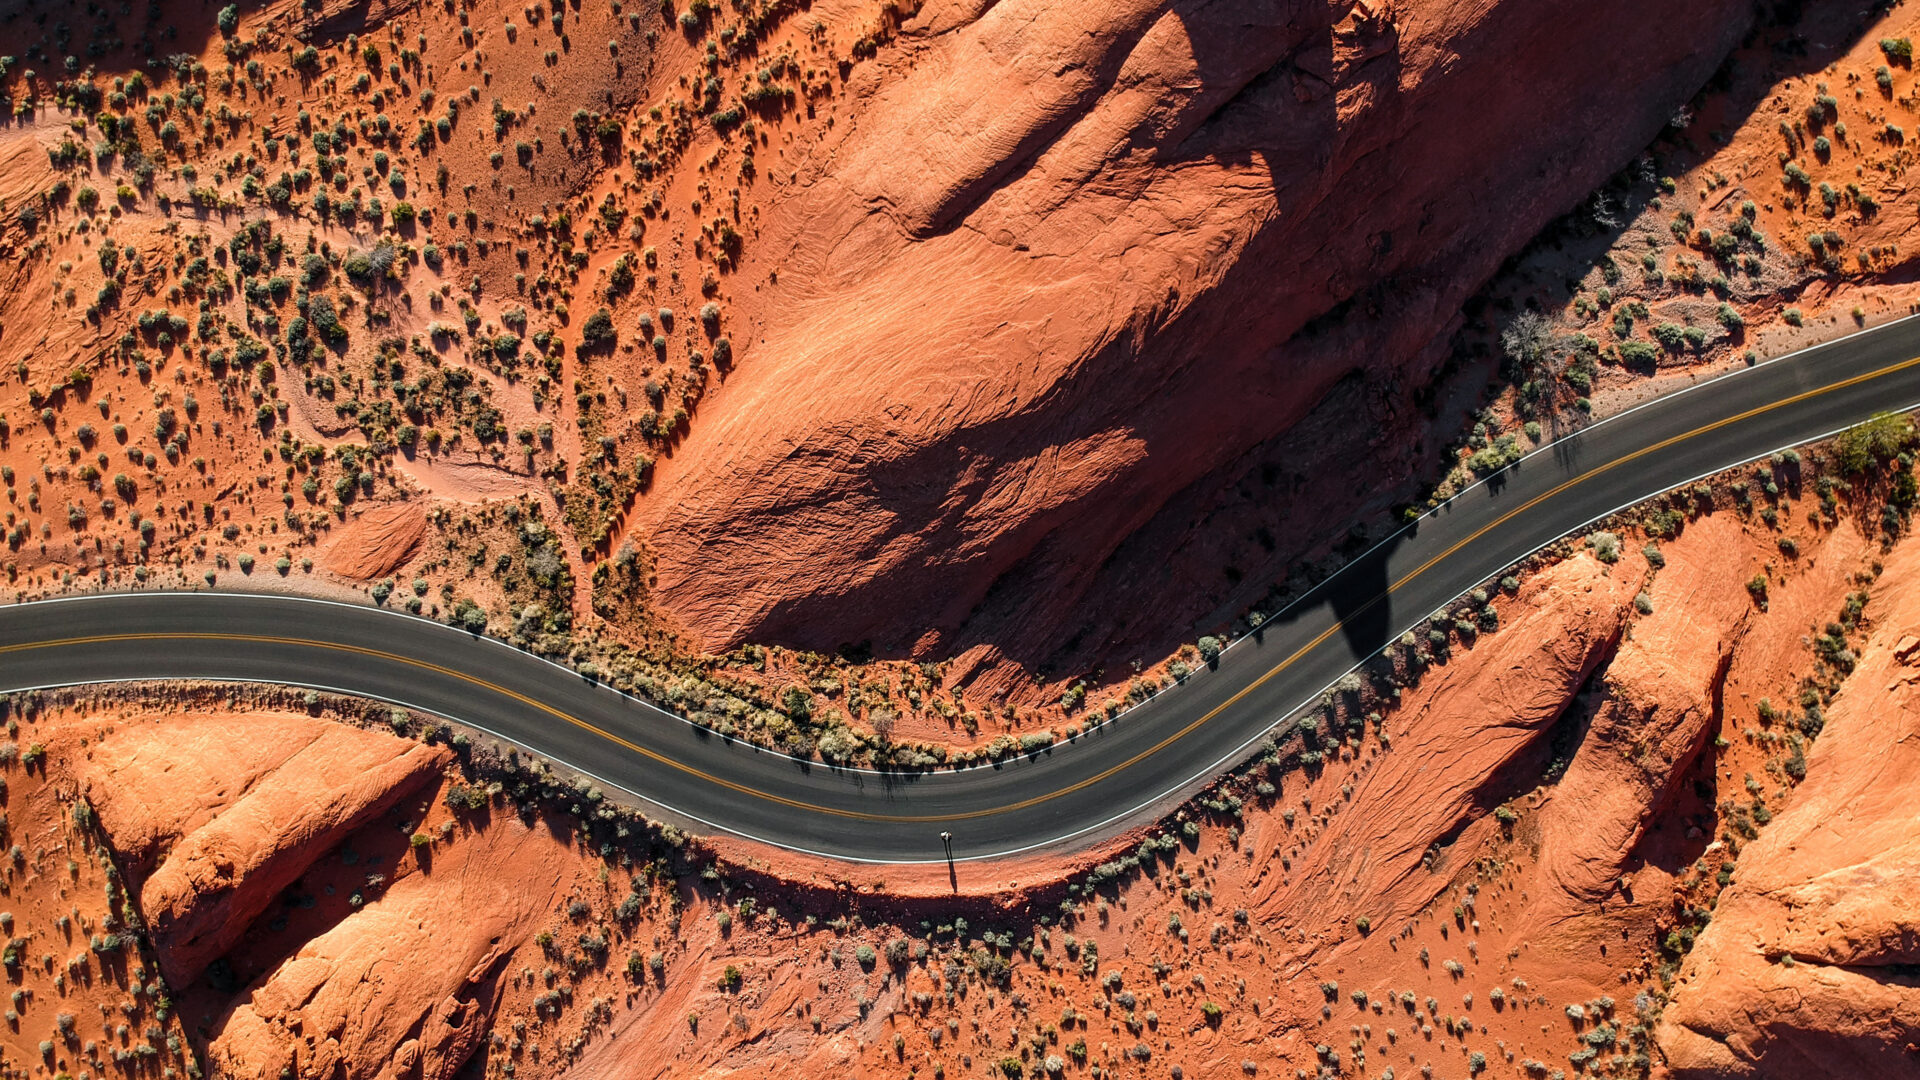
6,317,1920,862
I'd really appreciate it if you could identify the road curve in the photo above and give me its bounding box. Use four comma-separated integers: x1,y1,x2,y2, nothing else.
6,316,1920,863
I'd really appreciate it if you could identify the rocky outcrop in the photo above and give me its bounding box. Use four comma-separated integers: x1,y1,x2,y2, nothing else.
637,0,1758,686
206,819,572,1080
1517,517,1751,936
1657,539,1920,1079
1248,551,1637,931
81,715,448,986
323,502,428,582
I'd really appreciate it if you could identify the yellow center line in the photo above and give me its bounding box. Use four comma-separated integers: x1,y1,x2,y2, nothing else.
10,353,1920,825
1020,352,1920,809
2,631,853,816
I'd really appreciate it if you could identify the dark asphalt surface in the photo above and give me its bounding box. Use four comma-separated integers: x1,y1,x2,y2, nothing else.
6,316,1920,862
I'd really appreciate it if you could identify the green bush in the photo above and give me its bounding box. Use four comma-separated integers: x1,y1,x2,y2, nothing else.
449,598,488,632
1834,411,1914,473
1617,341,1659,368
308,295,346,342
1468,434,1523,475
1588,532,1622,563
580,308,616,348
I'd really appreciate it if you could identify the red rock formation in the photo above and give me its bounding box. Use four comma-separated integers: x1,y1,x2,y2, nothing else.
1657,538,1920,1079
1515,518,1750,934
80,714,448,985
637,0,1758,687
1245,550,1638,937
205,818,573,1080
322,502,428,582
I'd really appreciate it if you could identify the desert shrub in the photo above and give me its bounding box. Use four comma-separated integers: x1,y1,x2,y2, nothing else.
1617,340,1659,368
1588,531,1622,563
580,308,616,348
1834,411,1914,473
308,295,346,343
1468,433,1523,474
449,598,488,633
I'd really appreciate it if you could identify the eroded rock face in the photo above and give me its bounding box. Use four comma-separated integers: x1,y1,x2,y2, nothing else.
1247,552,1637,932
80,715,449,986
1657,539,1920,1079
637,0,1757,685
322,502,429,582
1514,520,1751,938
205,819,573,1080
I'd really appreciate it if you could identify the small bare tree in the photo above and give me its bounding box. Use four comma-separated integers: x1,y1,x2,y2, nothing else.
1500,309,1552,371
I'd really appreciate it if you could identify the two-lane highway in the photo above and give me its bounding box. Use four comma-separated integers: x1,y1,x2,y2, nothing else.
6,314,1920,862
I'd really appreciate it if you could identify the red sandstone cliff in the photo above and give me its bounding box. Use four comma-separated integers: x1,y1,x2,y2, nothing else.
636,0,1758,689
1656,538,1920,1078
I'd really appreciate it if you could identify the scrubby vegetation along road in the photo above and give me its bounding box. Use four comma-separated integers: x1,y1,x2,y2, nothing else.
5,316,1920,861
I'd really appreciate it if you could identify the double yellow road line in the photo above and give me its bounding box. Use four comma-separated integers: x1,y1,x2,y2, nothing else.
8,352,1919,826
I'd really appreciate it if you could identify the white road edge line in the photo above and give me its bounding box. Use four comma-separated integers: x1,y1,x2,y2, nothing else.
7,324,1917,863
8,399,1915,864
25,313,1920,779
